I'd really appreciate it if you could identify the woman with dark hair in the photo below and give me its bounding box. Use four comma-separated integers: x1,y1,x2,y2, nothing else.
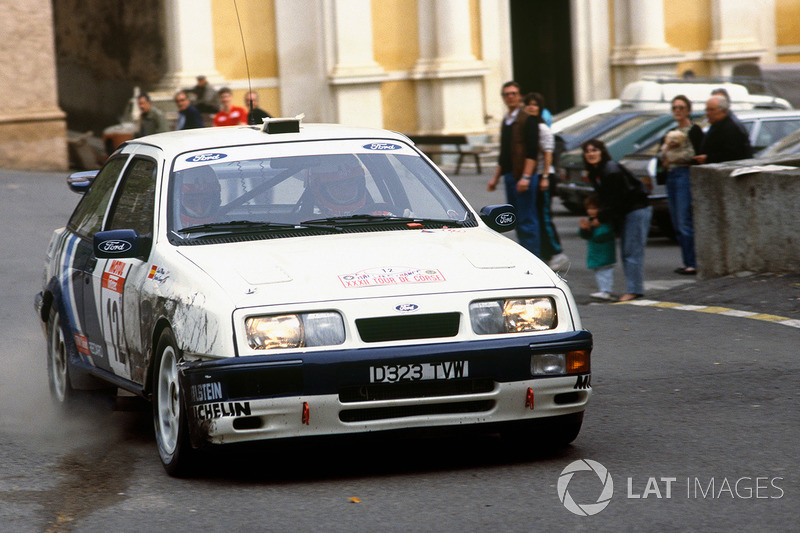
524,92,568,270
660,94,704,275
581,139,652,301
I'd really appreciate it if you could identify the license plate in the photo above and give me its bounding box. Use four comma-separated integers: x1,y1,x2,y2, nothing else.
370,361,469,383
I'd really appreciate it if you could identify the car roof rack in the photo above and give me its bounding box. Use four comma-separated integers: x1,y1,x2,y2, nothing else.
261,114,304,134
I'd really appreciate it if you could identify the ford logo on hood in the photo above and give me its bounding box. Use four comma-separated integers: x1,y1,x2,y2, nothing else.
395,303,419,313
98,240,133,253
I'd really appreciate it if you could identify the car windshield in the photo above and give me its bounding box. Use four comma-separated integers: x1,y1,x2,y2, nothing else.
168,140,472,239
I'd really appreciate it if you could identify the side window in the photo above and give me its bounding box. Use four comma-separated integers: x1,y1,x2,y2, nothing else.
68,156,128,238
107,157,158,237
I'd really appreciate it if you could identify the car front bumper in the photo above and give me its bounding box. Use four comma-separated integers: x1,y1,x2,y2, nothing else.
178,331,592,446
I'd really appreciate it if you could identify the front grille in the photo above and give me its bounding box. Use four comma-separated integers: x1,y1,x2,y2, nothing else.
339,400,495,423
339,378,495,403
356,313,460,343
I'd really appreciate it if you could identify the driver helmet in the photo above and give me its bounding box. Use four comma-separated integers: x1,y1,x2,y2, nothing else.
307,155,367,216
179,165,221,225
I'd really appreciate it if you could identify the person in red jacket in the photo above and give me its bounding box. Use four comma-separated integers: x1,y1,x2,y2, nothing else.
213,87,247,127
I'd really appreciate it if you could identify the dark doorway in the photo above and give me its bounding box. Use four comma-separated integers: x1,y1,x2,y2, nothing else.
509,0,574,114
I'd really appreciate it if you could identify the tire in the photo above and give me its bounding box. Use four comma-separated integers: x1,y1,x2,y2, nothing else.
152,328,194,477
47,307,76,409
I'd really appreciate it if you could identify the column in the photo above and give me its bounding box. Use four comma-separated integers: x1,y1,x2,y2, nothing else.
157,0,223,91
327,0,387,128
411,0,488,134
610,0,682,92
0,0,67,169
571,0,612,104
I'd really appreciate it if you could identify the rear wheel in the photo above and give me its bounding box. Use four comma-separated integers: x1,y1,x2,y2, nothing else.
152,328,194,477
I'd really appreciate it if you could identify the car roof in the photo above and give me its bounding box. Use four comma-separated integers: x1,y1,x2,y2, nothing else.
732,109,800,120
125,122,411,154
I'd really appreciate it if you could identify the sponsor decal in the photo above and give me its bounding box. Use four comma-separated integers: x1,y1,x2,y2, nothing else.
147,264,170,284
395,303,419,313
74,333,90,356
362,142,401,151
190,382,224,403
574,375,591,390
339,267,446,288
186,153,227,163
102,259,127,294
192,401,251,421
97,240,132,254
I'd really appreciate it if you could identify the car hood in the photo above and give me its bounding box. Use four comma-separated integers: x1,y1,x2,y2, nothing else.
176,228,557,307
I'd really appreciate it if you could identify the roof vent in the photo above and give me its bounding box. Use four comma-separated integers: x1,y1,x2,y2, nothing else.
262,114,304,134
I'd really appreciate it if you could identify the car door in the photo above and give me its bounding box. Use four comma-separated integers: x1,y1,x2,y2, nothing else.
63,156,130,368
89,154,159,384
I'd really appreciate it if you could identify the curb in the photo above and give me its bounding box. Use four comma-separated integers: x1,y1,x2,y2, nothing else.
615,299,800,329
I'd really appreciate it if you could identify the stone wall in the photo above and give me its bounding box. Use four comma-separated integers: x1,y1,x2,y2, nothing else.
692,157,800,278
0,1,67,170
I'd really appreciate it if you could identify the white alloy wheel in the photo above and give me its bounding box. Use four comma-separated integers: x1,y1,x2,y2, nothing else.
155,343,181,456
47,309,70,404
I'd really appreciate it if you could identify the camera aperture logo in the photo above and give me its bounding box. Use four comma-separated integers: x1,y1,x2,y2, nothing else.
557,459,614,516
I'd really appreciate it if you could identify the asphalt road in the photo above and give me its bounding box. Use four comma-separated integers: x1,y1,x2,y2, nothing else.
1,166,797,532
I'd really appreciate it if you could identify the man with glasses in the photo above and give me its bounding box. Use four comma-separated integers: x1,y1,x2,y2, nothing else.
174,90,204,131
487,81,542,258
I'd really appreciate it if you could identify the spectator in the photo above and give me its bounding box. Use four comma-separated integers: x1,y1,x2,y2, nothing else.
582,139,652,302
523,92,568,270
187,75,219,115
213,87,248,127
578,194,616,301
659,94,704,276
136,92,168,137
694,94,753,164
174,90,204,130
245,91,272,125
487,81,542,258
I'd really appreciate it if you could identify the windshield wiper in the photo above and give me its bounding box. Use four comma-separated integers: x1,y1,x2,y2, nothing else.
301,214,466,227
179,220,341,234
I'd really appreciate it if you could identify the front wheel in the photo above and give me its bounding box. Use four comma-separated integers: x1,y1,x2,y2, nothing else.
152,328,194,477
47,307,76,409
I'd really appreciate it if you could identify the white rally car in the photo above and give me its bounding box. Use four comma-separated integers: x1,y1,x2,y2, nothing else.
35,117,592,476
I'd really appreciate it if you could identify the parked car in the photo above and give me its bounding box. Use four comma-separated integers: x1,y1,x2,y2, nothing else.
757,129,800,158
554,111,689,217
618,108,800,234
35,118,593,476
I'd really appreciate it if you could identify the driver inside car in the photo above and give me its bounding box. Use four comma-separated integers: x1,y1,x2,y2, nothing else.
178,165,222,227
305,155,393,218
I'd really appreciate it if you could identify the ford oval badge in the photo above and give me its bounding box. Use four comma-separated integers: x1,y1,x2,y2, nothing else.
395,303,419,313
363,143,401,151
495,212,516,226
186,153,228,163
98,240,132,254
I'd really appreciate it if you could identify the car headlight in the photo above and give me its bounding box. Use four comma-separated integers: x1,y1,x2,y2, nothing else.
469,298,557,335
245,311,345,350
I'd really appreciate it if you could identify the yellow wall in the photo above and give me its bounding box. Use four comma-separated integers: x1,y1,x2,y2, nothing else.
663,0,711,53
211,0,278,80
776,0,800,49
373,0,419,131
211,0,279,116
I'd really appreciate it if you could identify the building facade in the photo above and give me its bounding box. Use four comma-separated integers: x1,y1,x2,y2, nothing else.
2,0,799,170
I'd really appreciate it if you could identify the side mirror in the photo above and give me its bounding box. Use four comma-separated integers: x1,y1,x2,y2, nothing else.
479,204,517,233
67,170,99,194
94,229,141,259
